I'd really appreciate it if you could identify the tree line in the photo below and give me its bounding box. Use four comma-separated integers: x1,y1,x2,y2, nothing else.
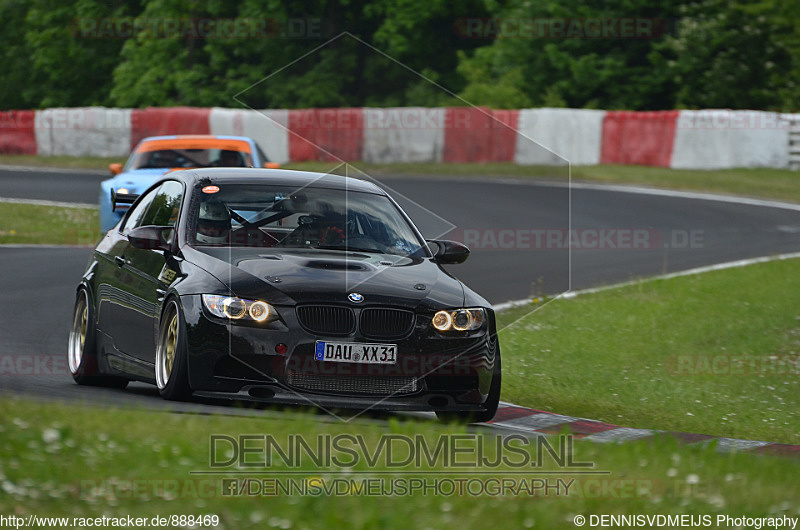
2,0,798,111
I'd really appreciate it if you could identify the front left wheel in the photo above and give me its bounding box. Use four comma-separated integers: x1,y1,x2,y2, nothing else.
67,288,128,389
155,298,192,401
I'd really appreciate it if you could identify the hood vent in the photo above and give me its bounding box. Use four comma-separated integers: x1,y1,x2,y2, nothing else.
304,260,370,271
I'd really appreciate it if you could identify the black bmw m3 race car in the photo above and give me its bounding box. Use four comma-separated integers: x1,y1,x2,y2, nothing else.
68,168,501,422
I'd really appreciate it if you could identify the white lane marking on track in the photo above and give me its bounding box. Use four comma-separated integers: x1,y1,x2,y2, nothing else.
0,164,105,175
451,177,800,213
0,197,95,209
567,181,800,213
494,251,800,311
494,413,579,430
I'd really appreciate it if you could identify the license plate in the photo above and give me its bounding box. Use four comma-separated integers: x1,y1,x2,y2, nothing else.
314,341,397,365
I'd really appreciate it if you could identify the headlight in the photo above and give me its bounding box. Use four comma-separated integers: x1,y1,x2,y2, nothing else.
202,294,277,323
431,308,485,332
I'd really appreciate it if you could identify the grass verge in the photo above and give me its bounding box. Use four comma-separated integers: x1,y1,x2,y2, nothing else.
0,202,99,245
0,154,116,170
1,397,798,524
2,155,800,204
496,257,800,445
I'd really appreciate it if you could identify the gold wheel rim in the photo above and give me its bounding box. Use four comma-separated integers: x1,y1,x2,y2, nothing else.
79,303,87,351
163,314,177,380
69,294,88,374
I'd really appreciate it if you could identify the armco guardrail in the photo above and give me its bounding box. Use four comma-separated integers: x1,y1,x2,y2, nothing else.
1,106,798,169
785,115,800,170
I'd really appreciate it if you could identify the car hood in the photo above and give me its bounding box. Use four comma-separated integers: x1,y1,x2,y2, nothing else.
183,247,466,310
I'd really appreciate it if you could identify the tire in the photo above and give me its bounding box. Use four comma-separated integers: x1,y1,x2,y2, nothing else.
436,350,501,424
67,288,128,389
155,298,192,401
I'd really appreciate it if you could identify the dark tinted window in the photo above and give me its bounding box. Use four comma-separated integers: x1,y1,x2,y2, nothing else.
125,148,253,170
141,181,183,227
120,190,157,233
190,184,425,257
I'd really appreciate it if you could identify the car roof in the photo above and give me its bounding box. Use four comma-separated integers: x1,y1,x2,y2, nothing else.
139,134,254,143
165,168,386,195
135,135,254,152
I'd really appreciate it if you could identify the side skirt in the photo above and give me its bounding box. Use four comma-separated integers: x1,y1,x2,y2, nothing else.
97,330,156,384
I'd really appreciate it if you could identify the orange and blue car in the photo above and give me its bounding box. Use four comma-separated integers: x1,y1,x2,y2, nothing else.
100,135,279,232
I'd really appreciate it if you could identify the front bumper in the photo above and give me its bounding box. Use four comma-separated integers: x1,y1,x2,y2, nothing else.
180,296,499,412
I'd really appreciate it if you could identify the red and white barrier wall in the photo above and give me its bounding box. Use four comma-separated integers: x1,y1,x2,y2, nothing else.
130,106,210,147
671,110,789,169
35,107,132,157
515,108,606,166
0,106,796,169
209,107,289,164
0,110,37,155
601,111,678,167
363,108,444,163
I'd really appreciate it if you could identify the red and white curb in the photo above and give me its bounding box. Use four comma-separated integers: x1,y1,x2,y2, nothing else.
485,402,800,457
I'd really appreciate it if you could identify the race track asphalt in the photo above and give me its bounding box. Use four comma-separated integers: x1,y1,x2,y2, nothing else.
3,166,800,419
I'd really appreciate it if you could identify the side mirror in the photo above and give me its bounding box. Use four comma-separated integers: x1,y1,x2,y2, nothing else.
128,225,173,252
263,162,281,169
427,240,470,264
111,188,140,212
109,163,123,175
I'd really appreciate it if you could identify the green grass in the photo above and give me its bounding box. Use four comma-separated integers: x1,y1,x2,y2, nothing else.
3,154,800,204
497,258,800,445
1,397,798,525
570,165,800,203
0,154,116,170
0,202,99,245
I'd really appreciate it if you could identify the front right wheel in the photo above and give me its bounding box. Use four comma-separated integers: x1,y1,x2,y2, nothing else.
155,298,192,401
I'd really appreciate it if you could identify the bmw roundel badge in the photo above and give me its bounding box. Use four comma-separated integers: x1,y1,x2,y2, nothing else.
348,293,364,303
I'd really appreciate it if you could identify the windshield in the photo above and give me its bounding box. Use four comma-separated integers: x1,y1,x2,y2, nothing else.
190,183,427,258
126,145,253,170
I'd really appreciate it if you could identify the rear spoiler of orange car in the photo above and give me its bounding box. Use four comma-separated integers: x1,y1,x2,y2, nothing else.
111,188,140,212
